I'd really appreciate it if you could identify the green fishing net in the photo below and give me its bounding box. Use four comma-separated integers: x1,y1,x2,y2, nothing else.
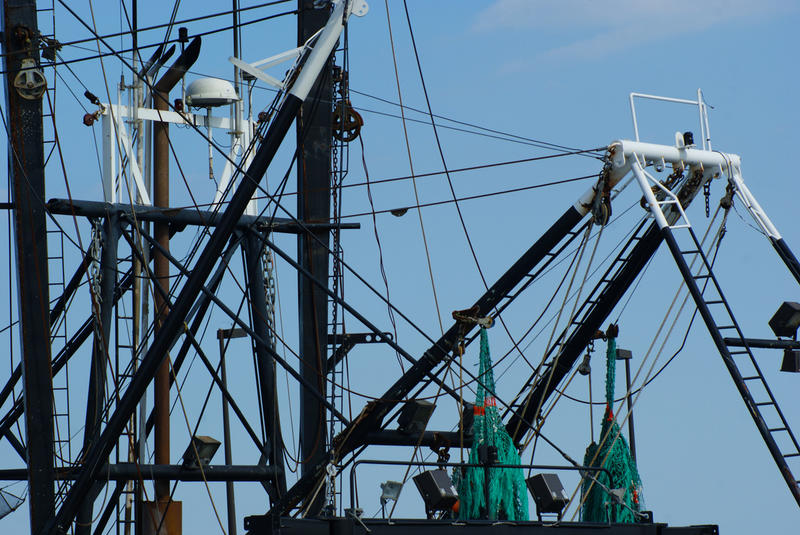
455,328,529,521
580,336,643,522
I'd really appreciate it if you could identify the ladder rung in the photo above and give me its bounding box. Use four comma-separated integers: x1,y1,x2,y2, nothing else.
693,274,711,280
718,325,737,330
681,250,701,255
729,350,749,355
783,452,800,458
755,401,774,407
706,300,724,305
769,427,788,433
741,375,760,381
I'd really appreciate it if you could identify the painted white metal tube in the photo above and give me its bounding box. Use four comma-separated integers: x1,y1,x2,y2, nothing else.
730,171,782,239
630,156,670,230
289,0,347,101
615,139,740,170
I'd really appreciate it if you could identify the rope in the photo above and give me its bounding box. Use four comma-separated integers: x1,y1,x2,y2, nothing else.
383,0,444,334
566,205,731,521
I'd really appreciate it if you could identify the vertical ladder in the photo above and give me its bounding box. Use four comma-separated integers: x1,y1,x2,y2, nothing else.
48,227,72,506
114,250,138,535
38,0,58,168
662,217,800,507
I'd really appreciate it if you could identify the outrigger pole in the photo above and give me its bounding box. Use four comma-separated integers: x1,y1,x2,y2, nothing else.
726,170,800,285
627,144,800,506
47,1,365,532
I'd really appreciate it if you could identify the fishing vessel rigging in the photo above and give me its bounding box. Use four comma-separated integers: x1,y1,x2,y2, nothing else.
0,1,798,534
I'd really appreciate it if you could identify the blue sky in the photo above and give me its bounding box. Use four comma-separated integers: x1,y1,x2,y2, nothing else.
1,1,800,534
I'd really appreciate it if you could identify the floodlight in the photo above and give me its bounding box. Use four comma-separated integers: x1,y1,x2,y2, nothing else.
616,348,633,360
397,400,435,435
526,473,568,521
380,480,403,502
181,435,221,468
781,349,800,373
412,469,458,517
769,301,800,338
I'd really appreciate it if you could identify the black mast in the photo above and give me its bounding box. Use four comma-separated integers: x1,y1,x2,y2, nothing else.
297,0,333,516
1,1,55,533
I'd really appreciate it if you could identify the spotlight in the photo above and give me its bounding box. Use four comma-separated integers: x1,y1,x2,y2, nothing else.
412,469,458,518
781,349,800,373
379,480,403,518
526,473,568,521
616,348,633,360
181,435,221,468
769,302,800,338
683,131,694,146
380,480,403,502
397,400,435,435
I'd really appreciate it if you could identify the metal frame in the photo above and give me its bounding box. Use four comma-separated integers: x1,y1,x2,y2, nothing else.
45,4,360,529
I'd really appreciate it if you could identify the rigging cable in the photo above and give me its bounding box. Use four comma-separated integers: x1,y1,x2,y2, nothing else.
383,0,444,334
50,2,604,486
340,174,597,218
359,136,404,370
401,0,536,376
349,87,605,158
566,203,730,521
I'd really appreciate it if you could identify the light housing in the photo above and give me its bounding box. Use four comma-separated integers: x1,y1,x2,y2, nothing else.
181,435,221,468
380,480,403,503
616,348,633,360
526,473,568,520
397,400,435,435
412,469,458,514
769,301,800,338
781,349,800,373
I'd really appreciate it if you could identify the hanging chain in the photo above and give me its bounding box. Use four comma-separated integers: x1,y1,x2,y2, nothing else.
88,218,106,351
89,218,103,307
704,180,711,218
261,246,277,350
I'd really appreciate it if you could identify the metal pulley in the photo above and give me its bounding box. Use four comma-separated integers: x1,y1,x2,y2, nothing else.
332,100,363,142
591,183,612,226
14,58,46,100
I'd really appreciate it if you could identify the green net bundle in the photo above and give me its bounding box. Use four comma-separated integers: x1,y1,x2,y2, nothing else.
455,328,529,521
580,336,643,523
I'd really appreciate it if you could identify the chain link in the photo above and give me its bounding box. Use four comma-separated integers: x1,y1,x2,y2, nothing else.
89,218,103,306
261,247,277,350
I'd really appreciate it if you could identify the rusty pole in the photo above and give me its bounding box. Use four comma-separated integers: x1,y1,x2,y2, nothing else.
150,37,200,533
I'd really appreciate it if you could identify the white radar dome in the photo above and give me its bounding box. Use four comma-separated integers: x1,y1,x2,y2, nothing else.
185,77,238,107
